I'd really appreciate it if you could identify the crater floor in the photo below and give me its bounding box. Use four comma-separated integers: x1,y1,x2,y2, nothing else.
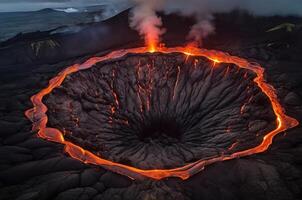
46,53,276,169
1,12,302,200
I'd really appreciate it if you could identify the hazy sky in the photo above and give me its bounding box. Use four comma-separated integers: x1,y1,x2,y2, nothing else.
0,0,103,2
1,0,302,15
0,0,130,12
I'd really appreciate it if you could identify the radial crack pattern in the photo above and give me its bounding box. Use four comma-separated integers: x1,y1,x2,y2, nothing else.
25,47,298,180
45,53,276,169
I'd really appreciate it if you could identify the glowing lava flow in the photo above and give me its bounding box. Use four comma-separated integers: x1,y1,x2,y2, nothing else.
25,46,299,180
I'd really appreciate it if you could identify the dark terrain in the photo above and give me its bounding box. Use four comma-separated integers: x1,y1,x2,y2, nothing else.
0,10,302,200
45,52,275,170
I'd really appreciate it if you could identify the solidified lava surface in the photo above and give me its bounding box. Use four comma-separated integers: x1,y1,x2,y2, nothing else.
3,12,302,200
44,52,277,170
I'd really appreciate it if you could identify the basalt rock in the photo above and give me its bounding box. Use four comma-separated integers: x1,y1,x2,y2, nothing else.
45,53,276,170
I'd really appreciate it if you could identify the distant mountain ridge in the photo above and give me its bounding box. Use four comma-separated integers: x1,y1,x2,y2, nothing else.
0,4,127,42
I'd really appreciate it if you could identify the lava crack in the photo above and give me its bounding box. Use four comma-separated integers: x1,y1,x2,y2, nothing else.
25,46,299,180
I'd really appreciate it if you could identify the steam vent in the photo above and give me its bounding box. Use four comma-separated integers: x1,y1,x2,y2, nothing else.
25,47,298,180
2,2,302,199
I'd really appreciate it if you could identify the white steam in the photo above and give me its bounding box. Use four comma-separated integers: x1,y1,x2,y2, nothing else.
127,0,302,46
187,16,215,45
129,0,166,47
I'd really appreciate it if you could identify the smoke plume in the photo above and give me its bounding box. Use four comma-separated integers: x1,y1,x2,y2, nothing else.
127,0,302,47
129,0,166,49
187,16,215,46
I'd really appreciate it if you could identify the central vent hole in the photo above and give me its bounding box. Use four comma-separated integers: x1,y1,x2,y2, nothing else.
138,117,184,143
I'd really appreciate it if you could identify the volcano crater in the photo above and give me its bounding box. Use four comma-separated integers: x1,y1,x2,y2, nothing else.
45,52,277,170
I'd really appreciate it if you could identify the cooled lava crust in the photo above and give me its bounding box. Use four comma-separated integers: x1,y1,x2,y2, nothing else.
44,52,276,170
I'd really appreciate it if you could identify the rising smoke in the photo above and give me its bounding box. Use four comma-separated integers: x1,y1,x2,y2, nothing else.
129,0,166,49
127,0,302,46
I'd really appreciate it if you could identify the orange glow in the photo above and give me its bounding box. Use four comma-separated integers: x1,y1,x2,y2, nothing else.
184,51,193,56
184,42,199,56
148,42,156,53
209,57,221,65
184,46,194,56
25,46,299,181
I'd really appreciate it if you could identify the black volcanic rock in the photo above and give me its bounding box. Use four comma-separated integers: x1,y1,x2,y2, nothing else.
46,52,275,169
0,9,195,67
0,9,302,200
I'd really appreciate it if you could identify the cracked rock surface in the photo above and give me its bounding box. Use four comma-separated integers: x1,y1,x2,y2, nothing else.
46,53,275,169
0,11,302,200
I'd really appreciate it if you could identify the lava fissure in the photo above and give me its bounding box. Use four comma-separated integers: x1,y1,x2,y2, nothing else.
25,46,299,180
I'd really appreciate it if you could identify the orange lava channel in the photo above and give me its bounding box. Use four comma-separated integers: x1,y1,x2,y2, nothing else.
25,46,299,180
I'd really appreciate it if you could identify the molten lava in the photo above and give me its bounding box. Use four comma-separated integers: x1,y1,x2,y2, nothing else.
148,43,156,53
25,46,299,180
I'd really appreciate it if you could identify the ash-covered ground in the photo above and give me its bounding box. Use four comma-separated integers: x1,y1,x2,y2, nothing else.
0,10,302,200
